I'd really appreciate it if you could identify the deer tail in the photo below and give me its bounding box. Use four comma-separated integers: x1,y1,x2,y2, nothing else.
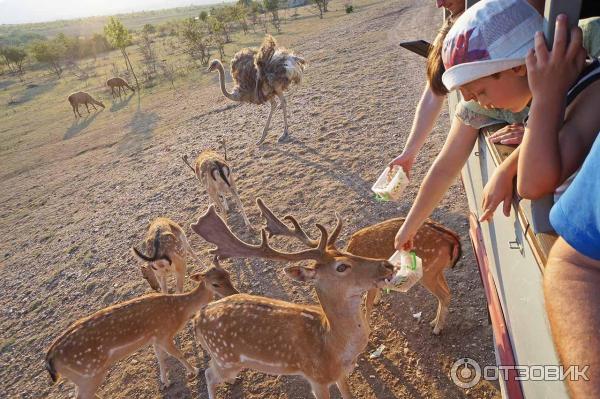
45,353,59,384
132,229,172,265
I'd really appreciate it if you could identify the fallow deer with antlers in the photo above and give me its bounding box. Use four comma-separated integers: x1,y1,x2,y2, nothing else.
189,199,394,399
347,218,461,334
45,265,238,399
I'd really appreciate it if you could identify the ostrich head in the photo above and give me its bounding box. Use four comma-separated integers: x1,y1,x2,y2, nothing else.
207,60,221,72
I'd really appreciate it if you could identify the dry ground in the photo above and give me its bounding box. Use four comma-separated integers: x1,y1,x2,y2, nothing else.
0,0,500,398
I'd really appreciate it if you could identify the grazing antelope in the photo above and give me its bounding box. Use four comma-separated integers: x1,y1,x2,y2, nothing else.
44,265,238,399
67,91,105,118
347,218,461,334
106,77,135,99
132,217,196,294
190,199,394,399
182,147,252,228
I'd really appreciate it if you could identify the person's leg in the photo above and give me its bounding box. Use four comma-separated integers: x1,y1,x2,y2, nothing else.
544,237,600,398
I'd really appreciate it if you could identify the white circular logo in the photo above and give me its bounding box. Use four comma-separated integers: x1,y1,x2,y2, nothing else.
450,358,482,388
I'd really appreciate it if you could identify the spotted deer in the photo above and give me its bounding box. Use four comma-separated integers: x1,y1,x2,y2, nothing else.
132,217,197,293
189,199,394,399
347,218,461,334
182,146,251,228
44,265,238,399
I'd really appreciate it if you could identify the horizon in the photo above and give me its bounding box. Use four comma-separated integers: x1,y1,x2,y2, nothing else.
0,0,235,25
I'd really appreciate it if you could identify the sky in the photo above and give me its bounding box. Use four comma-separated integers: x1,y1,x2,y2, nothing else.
0,0,228,25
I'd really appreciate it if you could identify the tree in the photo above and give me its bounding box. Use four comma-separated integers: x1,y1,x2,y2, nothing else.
231,4,249,35
0,46,27,77
311,0,330,18
178,18,212,66
142,24,156,35
138,28,158,82
104,17,139,89
263,0,281,33
29,39,66,78
199,11,209,22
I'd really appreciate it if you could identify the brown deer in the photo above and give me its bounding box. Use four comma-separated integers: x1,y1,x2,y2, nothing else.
67,91,105,118
132,217,197,293
189,199,394,399
183,147,252,228
45,265,238,399
106,77,135,98
346,218,461,334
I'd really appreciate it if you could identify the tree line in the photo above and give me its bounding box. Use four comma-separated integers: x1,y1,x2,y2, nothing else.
0,0,330,84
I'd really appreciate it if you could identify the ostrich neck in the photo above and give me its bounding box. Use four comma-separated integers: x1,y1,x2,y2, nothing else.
216,63,238,101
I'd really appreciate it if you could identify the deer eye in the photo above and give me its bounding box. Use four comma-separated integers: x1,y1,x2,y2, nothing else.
212,283,221,288
336,264,349,273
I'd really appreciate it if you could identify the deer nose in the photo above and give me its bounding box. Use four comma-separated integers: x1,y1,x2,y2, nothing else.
381,261,394,274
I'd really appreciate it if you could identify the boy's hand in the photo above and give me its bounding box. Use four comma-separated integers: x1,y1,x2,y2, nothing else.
479,165,516,222
526,14,587,100
389,151,415,178
394,227,415,251
489,124,525,145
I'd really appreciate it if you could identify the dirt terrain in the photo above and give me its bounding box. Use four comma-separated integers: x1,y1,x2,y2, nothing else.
0,0,500,398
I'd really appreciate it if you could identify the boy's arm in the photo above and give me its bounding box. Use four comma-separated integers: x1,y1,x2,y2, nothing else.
518,17,588,199
395,117,478,249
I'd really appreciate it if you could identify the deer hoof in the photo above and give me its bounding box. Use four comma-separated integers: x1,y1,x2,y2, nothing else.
187,367,200,380
429,318,437,327
160,375,172,388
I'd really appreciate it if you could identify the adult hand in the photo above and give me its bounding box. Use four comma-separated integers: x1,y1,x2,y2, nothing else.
389,151,415,178
526,14,587,100
489,124,525,146
479,166,516,222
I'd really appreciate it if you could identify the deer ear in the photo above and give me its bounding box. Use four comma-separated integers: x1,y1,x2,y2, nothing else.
284,266,316,282
190,272,204,282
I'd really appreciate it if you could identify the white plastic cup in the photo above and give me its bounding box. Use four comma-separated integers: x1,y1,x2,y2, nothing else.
385,250,423,292
371,166,409,201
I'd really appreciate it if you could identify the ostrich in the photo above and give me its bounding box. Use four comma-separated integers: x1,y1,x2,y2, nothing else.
208,35,306,145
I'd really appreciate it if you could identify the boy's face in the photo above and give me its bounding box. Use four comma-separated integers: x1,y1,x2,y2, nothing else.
436,0,465,16
459,66,532,112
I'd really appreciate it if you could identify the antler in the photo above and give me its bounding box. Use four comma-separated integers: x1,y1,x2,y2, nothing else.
190,206,328,262
256,198,318,247
256,198,343,248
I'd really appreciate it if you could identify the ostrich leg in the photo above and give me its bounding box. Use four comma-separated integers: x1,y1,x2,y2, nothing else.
257,99,277,145
278,94,289,142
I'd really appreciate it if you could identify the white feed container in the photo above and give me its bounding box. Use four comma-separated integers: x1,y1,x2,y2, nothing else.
371,166,409,201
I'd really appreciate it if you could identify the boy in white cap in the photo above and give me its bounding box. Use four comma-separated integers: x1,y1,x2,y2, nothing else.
395,0,600,396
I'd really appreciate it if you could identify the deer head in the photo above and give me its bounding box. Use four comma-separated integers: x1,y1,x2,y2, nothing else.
190,199,393,297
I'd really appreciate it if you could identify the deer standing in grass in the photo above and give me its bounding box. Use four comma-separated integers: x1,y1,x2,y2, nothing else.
67,91,105,118
183,146,252,228
106,77,135,99
132,217,198,293
208,35,306,145
45,265,238,399
190,199,394,399
347,217,461,334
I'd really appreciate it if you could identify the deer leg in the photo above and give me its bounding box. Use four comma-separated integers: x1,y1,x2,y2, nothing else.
420,271,451,335
208,185,226,215
310,382,331,399
336,377,353,399
277,94,289,142
75,104,82,118
219,193,229,213
154,344,172,388
174,257,185,294
257,99,277,145
157,271,168,294
155,339,199,379
74,371,106,399
228,186,252,227
72,105,78,118
85,103,90,114
205,361,240,399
